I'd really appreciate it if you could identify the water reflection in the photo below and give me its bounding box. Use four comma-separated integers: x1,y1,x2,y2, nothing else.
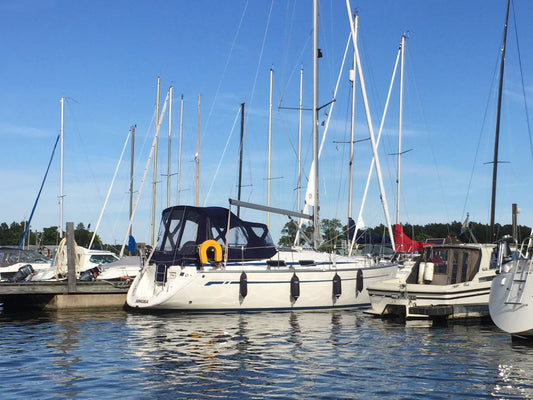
1,309,533,398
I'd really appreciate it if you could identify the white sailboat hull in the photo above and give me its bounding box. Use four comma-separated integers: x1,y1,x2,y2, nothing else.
489,259,533,337
127,257,397,311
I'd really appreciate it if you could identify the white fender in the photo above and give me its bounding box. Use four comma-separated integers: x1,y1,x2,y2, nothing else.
423,262,434,283
418,262,426,284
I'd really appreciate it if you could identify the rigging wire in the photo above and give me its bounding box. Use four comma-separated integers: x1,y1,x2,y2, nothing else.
202,1,249,140
203,106,242,206
511,0,533,165
461,50,499,223
18,134,60,248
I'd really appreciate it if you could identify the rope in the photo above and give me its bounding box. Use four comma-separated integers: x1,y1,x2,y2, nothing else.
54,238,81,279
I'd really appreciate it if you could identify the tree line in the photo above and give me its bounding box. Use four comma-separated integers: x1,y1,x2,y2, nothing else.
0,221,104,249
277,218,533,252
2,218,531,255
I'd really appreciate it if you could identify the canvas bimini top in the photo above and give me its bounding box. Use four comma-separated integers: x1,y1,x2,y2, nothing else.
151,205,277,266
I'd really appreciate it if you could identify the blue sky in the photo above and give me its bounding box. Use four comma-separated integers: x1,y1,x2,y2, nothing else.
1,0,532,247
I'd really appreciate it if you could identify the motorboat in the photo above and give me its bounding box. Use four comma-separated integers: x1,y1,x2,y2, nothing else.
0,246,52,282
28,240,122,281
126,205,397,311
365,240,509,321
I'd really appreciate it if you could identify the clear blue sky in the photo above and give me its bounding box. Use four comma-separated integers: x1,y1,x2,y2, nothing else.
1,0,532,247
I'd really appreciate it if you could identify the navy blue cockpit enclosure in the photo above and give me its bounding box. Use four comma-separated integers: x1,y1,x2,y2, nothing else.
151,205,277,266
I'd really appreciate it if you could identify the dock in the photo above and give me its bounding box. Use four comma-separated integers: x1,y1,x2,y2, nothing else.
0,280,130,311
0,222,130,312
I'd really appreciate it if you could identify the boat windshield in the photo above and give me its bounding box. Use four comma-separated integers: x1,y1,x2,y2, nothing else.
407,245,482,285
0,248,51,267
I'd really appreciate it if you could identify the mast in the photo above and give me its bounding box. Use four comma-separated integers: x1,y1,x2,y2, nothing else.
120,90,170,257
297,68,303,214
151,76,161,248
129,124,136,238
237,103,245,217
196,93,200,206
312,0,320,249
346,2,395,249
348,15,357,241
396,34,405,227
177,95,184,204
268,68,273,228
167,86,173,208
489,0,511,242
59,97,64,240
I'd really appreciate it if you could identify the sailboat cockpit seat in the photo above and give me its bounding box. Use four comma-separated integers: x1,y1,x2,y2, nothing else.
179,241,201,265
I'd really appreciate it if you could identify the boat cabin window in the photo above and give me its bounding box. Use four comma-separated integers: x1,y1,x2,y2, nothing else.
157,209,200,253
89,254,119,265
6,252,20,264
409,246,481,285
179,220,199,250
227,224,249,247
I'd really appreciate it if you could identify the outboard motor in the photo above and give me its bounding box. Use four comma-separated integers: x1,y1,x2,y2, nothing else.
11,264,35,283
79,266,102,281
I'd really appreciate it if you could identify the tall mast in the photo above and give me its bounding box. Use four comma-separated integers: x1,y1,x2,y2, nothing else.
268,69,273,228
59,97,64,240
120,90,170,257
237,103,245,217
196,93,200,206
167,86,173,208
346,2,395,249
489,0,510,242
396,34,406,227
312,0,320,249
297,68,303,213
129,124,136,238
177,95,184,204
151,76,161,247
348,15,357,239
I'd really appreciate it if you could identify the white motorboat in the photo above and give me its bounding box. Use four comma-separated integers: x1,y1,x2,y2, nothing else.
365,240,510,320
489,236,533,339
96,256,142,282
28,240,122,281
0,247,52,282
127,205,397,311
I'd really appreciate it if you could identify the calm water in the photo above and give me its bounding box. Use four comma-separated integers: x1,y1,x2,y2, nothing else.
0,308,532,399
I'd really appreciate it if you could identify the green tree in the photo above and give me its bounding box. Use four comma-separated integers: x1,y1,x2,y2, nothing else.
278,221,313,247
319,218,343,253
42,226,59,245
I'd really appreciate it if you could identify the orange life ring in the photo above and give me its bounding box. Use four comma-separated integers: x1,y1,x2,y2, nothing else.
198,240,223,264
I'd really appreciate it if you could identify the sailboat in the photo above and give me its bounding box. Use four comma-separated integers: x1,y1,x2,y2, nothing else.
126,1,398,312
364,0,513,322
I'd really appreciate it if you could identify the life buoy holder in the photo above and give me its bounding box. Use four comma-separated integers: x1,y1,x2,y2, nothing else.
198,240,223,264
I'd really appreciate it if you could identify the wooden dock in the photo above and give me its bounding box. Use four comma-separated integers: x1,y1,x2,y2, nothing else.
0,223,130,312
0,280,130,311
